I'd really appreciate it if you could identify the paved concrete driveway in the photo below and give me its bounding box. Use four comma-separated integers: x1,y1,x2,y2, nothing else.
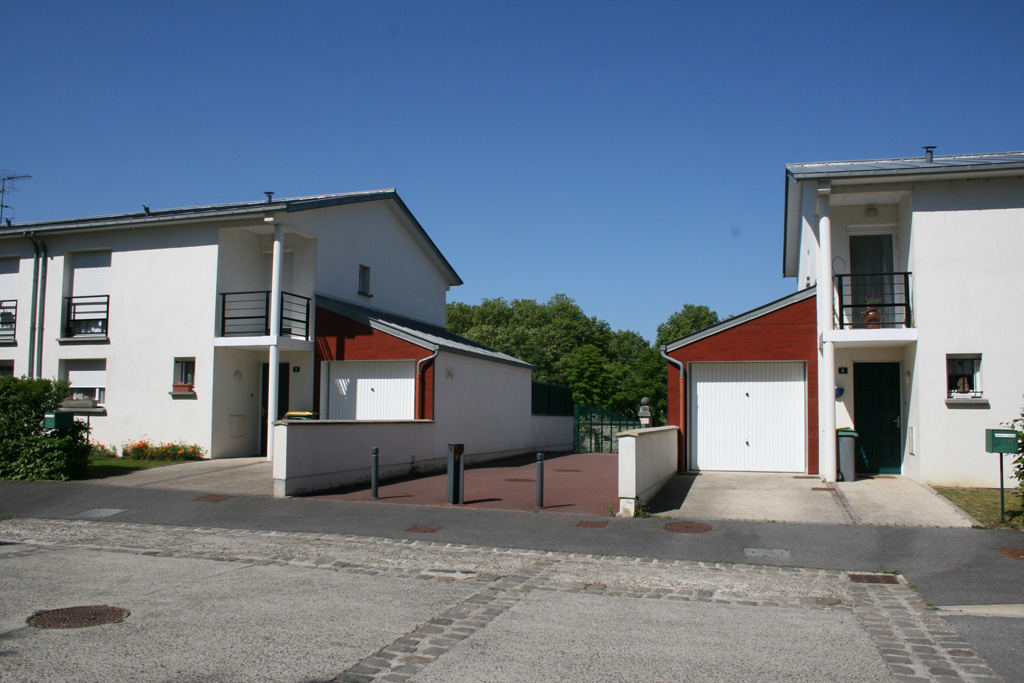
650,472,978,528
80,457,274,497
84,457,979,528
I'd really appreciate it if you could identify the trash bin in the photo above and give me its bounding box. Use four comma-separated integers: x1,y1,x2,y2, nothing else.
836,429,858,482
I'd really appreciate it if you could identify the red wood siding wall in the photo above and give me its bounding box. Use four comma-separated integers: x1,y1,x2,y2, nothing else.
666,296,819,474
314,307,435,419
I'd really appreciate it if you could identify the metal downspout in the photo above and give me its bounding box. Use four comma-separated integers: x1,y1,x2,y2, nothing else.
660,346,686,471
416,346,439,419
35,237,48,378
24,233,41,378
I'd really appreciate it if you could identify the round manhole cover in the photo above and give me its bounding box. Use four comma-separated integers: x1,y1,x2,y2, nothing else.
662,521,712,534
28,605,130,629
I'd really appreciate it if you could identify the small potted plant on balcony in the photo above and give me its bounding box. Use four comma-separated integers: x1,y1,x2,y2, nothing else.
862,293,883,329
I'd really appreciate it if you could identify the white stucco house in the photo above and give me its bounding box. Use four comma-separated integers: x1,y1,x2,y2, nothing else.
0,190,571,492
662,149,1023,488
786,149,1024,487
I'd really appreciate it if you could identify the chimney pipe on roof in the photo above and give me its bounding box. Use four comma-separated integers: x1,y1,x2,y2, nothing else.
264,191,275,204
923,146,935,163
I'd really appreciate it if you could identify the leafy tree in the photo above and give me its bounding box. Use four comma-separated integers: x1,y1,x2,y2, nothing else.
655,304,720,348
447,295,667,419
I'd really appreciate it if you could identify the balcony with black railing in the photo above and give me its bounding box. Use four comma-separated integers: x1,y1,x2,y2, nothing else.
0,300,15,343
835,272,913,330
64,295,109,337
219,291,310,340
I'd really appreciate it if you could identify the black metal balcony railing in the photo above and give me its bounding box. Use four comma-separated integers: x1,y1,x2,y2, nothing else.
64,295,109,337
835,272,913,329
0,300,15,342
220,291,310,340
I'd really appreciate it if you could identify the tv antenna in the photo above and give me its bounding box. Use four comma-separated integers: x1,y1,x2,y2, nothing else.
0,171,31,224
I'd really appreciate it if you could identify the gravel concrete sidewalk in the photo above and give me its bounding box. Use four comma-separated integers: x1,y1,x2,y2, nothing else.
0,518,1003,682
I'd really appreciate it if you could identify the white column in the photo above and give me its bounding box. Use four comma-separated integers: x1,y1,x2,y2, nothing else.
817,188,837,481
266,222,284,461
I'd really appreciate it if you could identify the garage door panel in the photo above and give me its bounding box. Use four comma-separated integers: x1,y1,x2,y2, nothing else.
691,362,806,472
327,361,415,420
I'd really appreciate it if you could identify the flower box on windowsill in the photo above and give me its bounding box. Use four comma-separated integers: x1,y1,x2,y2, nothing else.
172,382,194,393
61,398,97,409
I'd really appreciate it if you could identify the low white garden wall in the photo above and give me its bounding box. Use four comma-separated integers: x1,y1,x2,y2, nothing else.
617,426,679,516
272,415,573,497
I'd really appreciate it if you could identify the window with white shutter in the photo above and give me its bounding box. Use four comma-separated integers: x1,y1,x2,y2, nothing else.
64,358,107,404
0,258,17,341
67,251,111,337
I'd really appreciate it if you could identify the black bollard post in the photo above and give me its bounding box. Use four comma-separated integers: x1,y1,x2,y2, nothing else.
458,447,466,505
447,444,464,505
370,447,379,500
535,452,545,509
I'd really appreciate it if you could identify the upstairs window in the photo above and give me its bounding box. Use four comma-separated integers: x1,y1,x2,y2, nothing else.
0,258,17,342
947,354,982,398
67,251,111,337
65,358,106,405
358,265,372,297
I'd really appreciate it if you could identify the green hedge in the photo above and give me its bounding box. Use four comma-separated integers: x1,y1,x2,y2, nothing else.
0,376,91,480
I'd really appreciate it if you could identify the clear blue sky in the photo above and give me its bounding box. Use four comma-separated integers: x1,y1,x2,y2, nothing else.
3,1,1022,343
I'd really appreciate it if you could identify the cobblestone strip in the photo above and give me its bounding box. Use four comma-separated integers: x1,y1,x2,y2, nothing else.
827,483,860,525
331,563,554,683
850,578,1004,682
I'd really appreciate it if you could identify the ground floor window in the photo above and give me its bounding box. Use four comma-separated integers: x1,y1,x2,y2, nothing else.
0,360,13,377
64,358,107,405
174,357,196,386
947,354,982,398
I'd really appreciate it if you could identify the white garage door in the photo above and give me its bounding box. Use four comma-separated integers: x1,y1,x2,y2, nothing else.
326,360,415,420
690,362,806,472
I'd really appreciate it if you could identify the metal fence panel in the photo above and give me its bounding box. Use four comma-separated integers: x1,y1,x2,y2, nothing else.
574,403,641,453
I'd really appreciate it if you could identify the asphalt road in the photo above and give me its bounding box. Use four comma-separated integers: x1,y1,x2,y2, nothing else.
1,479,1022,682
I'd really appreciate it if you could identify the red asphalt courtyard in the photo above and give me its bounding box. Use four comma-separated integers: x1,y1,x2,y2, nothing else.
312,451,619,516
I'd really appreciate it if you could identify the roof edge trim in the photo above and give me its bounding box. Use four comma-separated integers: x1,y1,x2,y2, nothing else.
664,287,816,353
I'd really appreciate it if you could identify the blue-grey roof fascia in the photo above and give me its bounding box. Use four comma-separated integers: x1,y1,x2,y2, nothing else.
315,295,533,370
1,189,398,235
664,286,817,353
786,152,1024,180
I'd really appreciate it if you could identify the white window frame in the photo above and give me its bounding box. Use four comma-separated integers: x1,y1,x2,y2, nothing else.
64,359,107,405
174,357,196,389
946,354,982,399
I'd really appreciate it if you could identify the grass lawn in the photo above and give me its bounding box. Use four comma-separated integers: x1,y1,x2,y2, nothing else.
84,457,186,479
935,487,1024,531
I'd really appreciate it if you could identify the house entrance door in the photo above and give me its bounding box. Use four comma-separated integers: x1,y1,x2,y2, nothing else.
853,362,902,474
260,362,290,457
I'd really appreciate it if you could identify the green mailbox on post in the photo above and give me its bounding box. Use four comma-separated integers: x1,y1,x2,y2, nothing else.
986,429,1018,454
986,428,1021,522
43,412,74,430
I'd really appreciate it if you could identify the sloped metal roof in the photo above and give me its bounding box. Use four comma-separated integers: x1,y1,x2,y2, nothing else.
786,151,1024,180
1,188,463,287
316,295,533,369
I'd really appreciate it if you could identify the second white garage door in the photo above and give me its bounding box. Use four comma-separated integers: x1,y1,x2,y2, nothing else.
689,362,806,472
